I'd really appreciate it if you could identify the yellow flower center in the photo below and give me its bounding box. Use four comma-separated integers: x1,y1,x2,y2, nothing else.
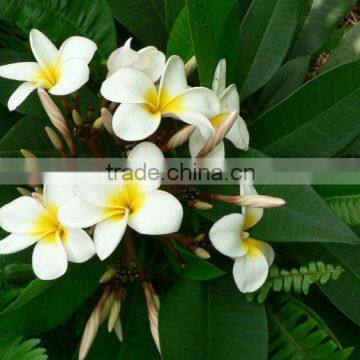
36,63,62,89
145,87,184,116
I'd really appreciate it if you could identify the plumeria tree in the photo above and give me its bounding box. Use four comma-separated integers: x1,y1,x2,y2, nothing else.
0,0,358,359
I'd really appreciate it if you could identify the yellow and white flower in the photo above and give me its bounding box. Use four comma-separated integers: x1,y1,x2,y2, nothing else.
189,59,249,169
107,38,165,82
101,55,219,142
209,176,274,293
0,186,95,280
58,142,183,261
0,29,97,111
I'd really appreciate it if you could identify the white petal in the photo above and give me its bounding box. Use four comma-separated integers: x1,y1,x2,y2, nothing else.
240,174,263,230
29,29,58,70
107,46,139,76
8,82,38,111
127,142,164,192
209,213,248,257
32,232,68,280
112,103,161,141
58,36,97,65
0,62,41,81
250,238,274,266
225,115,249,150
212,59,226,96
61,227,95,263
43,184,75,211
219,84,240,113
128,190,183,235
189,129,225,171
233,249,269,293
158,55,187,102
164,87,220,119
136,49,165,82
49,58,89,95
0,196,45,234
58,195,109,228
0,233,38,254
94,211,129,260
101,68,157,105
167,109,214,141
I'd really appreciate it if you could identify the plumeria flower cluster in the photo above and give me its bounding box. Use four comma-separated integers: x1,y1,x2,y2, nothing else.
0,30,285,357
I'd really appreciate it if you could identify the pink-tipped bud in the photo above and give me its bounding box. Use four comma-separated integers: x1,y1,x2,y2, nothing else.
196,111,238,158
211,194,285,208
38,88,76,155
162,125,195,152
143,283,161,354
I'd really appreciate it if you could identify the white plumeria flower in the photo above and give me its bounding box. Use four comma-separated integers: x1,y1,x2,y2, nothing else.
209,175,274,293
107,38,165,82
0,29,97,111
0,186,96,280
101,55,219,142
58,142,183,261
189,59,249,169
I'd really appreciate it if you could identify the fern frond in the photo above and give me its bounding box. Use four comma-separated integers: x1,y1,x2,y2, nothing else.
0,332,47,360
247,262,344,303
268,296,353,360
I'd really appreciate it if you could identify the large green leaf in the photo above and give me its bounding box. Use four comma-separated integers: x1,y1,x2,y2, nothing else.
165,0,185,30
238,0,298,100
108,0,168,50
293,243,360,326
166,7,193,62
323,24,360,71
288,0,355,59
159,276,268,360
186,0,240,87
251,59,360,157
257,55,310,113
0,0,116,58
87,283,160,360
0,49,47,120
0,258,106,335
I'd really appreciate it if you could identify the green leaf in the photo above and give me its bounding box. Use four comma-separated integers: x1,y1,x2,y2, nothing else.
108,0,168,50
0,116,55,158
162,241,226,281
238,0,298,100
159,276,268,360
288,0,355,59
257,55,310,113
325,194,360,227
186,0,240,87
251,59,360,157
166,7,193,62
87,283,160,359
0,331,47,360
293,243,360,326
0,49,47,120
0,0,116,59
323,24,360,71
165,0,185,30
0,258,106,335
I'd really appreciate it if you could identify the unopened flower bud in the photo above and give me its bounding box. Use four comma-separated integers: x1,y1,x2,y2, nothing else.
194,247,210,260
99,268,116,284
17,187,31,196
20,149,36,158
72,109,84,126
32,192,44,205
185,56,197,78
114,319,123,342
45,127,66,157
162,125,195,152
108,298,121,332
92,117,104,130
34,186,43,194
211,194,285,208
101,108,114,135
189,200,213,210
37,88,76,155
194,233,206,243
